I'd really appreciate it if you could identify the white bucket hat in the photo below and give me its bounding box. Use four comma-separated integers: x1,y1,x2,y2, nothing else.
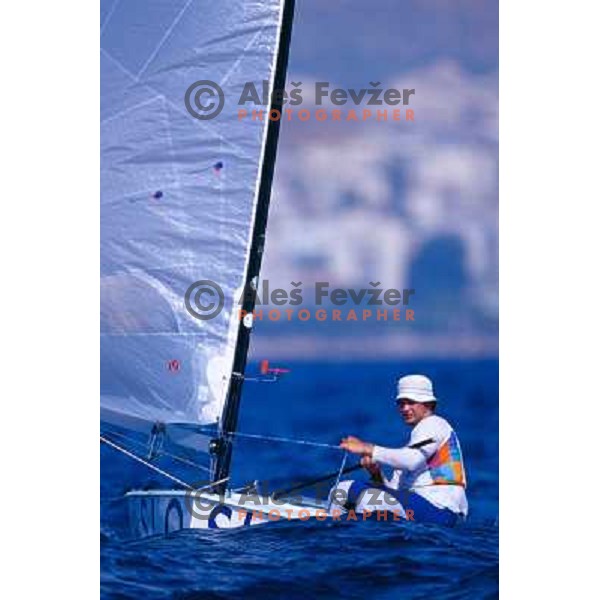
395,374,437,403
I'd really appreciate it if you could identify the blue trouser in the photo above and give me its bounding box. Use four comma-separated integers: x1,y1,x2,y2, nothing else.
345,480,459,527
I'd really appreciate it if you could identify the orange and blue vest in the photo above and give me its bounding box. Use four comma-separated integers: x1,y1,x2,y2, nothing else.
426,431,467,487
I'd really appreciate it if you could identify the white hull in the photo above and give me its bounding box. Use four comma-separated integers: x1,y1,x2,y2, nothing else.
126,489,336,536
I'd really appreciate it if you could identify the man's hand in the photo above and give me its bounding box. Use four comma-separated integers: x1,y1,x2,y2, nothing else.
360,456,381,478
339,435,374,456
360,455,383,482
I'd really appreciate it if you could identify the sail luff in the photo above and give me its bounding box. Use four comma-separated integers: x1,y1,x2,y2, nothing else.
211,0,296,488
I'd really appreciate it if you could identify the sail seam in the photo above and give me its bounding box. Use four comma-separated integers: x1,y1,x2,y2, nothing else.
136,0,195,79
101,47,252,160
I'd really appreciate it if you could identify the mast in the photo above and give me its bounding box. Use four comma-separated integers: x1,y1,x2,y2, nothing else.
211,0,295,490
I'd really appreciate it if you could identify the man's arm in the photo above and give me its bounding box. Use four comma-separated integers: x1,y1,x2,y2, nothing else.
340,436,436,472
371,445,426,471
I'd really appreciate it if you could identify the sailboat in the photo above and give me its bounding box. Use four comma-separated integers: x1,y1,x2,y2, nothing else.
100,0,346,533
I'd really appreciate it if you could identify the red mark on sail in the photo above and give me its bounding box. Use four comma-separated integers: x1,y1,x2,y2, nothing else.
167,359,180,373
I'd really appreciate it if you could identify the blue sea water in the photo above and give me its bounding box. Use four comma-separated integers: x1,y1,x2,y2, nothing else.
101,359,498,599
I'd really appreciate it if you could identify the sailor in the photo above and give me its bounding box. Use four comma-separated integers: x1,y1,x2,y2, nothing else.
336,374,468,526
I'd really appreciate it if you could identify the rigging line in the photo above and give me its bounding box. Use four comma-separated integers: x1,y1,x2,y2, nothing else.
102,426,342,455
100,435,223,489
165,452,212,473
103,427,211,473
101,435,193,488
101,428,212,473
272,463,361,500
327,451,349,512
101,427,159,453
216,429,343,451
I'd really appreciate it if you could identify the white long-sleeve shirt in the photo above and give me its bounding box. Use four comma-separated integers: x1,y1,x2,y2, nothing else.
372,415,468,515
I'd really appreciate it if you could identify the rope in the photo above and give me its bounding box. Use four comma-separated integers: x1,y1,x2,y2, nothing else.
102,428,211,473
105,423,342,452
101,435,194,488
100,435,228,491
327,451,349,512
214,429,342,451
165,452,211,473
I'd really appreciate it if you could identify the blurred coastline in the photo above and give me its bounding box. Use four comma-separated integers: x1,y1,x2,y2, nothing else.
256,0,498,360
252,333,498,360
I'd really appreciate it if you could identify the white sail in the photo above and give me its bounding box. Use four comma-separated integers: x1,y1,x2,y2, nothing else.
101,0,288,438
